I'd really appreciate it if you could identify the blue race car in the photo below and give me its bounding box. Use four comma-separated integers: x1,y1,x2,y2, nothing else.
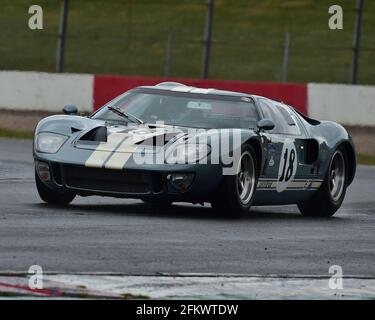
33,82,356,217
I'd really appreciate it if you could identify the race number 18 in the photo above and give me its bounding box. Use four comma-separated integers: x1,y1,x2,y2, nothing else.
277,139,297,192
279,148,295,182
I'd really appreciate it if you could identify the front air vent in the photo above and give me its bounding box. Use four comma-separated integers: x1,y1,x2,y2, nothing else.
51,163,62,185
79,126,107,142
71,127,82,134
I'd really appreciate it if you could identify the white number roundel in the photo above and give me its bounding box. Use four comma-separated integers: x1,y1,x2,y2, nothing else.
277,139,297,192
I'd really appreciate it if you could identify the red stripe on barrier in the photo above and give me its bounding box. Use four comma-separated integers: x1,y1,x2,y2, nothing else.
93,75,307,114
0,281,63,297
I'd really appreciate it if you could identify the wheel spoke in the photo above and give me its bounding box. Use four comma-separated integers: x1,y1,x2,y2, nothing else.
328,151,345,202
236,151,256,205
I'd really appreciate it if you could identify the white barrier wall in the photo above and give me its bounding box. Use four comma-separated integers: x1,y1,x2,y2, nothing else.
0,71,374,126
0,71,94,112
308,83,375,126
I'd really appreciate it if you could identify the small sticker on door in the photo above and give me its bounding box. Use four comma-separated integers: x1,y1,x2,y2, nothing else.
277,138,297,192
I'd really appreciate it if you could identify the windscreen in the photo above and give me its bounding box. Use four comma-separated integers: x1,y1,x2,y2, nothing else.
92,89,259,129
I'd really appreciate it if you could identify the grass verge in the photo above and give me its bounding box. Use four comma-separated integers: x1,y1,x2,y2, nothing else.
0,128,34,140
356,154,375,166
1,1,375,84
1,128,375,165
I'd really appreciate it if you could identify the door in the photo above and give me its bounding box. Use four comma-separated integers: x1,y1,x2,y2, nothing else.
256,98,306,195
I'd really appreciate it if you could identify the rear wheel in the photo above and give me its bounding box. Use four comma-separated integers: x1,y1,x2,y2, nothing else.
298,148,347,217
211,144,258,218
35,171,75,205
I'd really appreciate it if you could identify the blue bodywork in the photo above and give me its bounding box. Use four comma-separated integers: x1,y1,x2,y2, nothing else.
33,85,356,206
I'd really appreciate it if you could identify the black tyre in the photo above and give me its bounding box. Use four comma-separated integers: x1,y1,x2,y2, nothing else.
35,171,75,205
210,144,258,218
298,147,347,217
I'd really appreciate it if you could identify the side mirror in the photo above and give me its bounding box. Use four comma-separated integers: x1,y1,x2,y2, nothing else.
257,119,275,131
63,105,78,115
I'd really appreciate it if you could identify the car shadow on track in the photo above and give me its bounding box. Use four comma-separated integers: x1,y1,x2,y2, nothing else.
33,201,344,222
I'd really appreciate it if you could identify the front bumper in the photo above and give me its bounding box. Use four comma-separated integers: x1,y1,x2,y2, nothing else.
34,155,224,202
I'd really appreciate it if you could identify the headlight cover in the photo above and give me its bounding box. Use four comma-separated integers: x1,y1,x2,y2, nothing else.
35,132,68,154
165,144,211,164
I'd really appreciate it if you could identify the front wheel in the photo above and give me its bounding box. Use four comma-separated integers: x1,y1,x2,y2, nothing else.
298,148,347,217
35,171,76,205
210,144,258,218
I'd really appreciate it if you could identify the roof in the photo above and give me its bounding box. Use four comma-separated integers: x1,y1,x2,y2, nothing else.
138,82,256,98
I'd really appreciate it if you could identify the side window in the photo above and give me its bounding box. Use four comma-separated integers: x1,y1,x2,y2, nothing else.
277,104,301,135
258,99,300,135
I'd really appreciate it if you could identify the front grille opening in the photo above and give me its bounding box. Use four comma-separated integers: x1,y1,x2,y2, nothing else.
151,173,164,193
64,165,150,194
51,163,62,185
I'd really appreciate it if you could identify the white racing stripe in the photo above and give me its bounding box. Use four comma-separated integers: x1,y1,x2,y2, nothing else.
85,151,113,168
104,138,138,170
84,133,127,168
84,129,178,170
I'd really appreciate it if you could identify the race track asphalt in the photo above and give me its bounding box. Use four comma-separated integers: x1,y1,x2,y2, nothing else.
0,138,374,276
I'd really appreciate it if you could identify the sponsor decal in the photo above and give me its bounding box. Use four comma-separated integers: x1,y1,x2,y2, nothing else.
268,158,275,167
187,101,212,110
268,144,276,154
257,178,323,191
257,181,274,189
303,179,313,189
267,144,276,166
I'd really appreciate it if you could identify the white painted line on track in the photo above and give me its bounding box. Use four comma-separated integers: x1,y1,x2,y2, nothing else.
0,273,374,299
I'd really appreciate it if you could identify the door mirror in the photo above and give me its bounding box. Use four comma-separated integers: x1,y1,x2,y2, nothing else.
257,119,275,131
63,105,78,115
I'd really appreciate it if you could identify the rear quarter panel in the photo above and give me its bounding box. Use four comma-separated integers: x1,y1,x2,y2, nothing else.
307,120,356,186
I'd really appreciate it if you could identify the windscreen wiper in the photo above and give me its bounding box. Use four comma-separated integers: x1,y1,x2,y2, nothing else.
107,106,144,124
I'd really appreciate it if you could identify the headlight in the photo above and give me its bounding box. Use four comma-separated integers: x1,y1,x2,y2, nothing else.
165,144,211,164
35,132,68,154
